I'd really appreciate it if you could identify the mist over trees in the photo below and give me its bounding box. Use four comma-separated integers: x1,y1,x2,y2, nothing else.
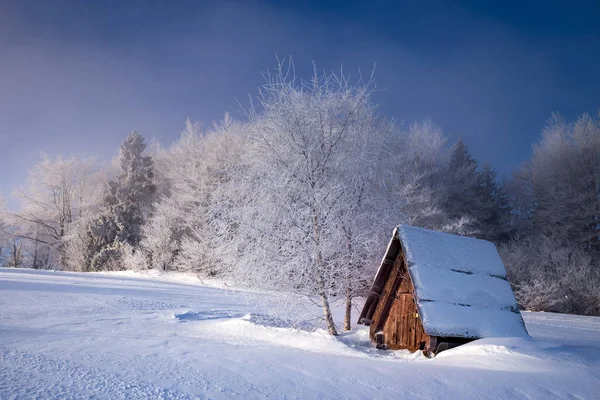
1,61,599,330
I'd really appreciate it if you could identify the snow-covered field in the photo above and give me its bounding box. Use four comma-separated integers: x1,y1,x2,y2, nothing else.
1,268,600,399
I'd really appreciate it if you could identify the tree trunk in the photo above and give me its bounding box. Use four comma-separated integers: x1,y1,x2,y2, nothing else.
312,211,338,336
11,241,22,268
320,288,338,336
33,233,39,269
344,288,352,331
316,269,337,336
342,223,354,331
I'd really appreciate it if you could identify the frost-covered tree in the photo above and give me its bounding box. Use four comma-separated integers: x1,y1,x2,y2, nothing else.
5,239,24,268
476,163,511,241
84,131,156,271
9,155,97,268
0,196,9,266
501,234,600,315
501,111,600,315
141,122,204,273
108,131,156,247
387,120,450,229
142,196,184,271
383,121,483,236
141,117,248,274
326,108,395,331
232,60,392,335
526,114,600,253
442,139,480,231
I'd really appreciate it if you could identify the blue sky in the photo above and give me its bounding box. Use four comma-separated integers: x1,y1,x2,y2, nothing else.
1,0,599,208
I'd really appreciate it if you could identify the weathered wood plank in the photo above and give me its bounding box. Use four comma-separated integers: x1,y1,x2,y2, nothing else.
366,238,431,352
370,258,401,339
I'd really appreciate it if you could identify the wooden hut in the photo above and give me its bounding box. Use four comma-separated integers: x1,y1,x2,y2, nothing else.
358,225,528,355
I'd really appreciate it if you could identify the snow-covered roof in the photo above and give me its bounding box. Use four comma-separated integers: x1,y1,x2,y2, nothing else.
398,225,528,338
364,225,528,339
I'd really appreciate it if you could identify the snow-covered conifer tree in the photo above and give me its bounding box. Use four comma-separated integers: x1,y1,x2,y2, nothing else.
84,131,156,271
443,139,480,230
476,163,511,241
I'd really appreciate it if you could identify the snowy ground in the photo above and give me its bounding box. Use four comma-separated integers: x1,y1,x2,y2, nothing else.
1,268,600,399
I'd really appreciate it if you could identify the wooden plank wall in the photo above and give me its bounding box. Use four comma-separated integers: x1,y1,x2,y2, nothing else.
358,239,400,325
369,254,404,339
381,257,429,351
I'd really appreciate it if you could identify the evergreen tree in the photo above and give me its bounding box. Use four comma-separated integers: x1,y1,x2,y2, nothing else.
84,131,156,271
476,163,511,241
111,131,156,247
443,139,480,230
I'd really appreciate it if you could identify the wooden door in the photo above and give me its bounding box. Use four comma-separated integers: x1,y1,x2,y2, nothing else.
397,293,425,350
384,292,427,351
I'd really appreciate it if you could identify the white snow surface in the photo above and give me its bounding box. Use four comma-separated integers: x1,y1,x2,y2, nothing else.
397,225,527,338
2,268,600,399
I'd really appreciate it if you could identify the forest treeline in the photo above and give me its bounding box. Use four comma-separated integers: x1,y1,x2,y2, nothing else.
1,61,599,332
